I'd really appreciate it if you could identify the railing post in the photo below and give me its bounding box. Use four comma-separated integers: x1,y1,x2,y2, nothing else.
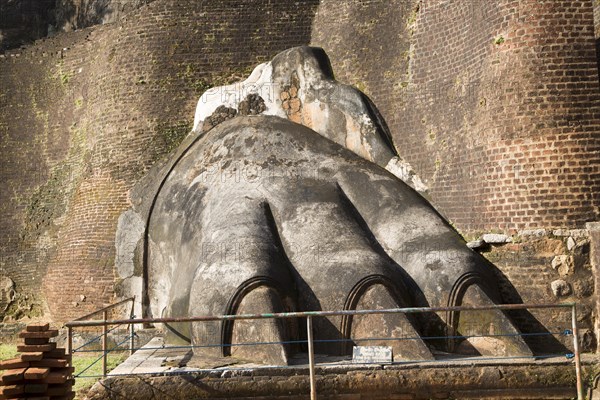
307,315,317,400
102,310,108,378
130,321,135,356
67,326,73,355
571,304,584,400
130,298,136,356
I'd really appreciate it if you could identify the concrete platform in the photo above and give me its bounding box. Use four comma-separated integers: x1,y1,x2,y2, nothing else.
86,337,599,399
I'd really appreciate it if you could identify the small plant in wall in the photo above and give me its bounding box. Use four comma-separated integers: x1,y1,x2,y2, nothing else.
494,35,505,45
55,61,71,86
60,72,71,85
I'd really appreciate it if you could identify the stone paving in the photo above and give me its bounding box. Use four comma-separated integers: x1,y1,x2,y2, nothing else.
110,336,597,376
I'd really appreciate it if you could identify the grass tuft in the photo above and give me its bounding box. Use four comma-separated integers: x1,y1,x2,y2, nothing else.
72,351,128,396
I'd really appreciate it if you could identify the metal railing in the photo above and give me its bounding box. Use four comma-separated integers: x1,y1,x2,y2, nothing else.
65,302,585,400
66,297,135,377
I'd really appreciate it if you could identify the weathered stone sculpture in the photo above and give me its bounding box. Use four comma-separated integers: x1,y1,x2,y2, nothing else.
121,47,532,364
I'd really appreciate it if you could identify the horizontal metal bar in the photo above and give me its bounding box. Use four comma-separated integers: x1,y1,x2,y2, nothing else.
74,297,136,322
74,334,134,378
72,324,123,352
65,302,574,328
72,330,569,353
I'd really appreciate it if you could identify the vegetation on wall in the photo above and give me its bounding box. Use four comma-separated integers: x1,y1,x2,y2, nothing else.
152,121,192,157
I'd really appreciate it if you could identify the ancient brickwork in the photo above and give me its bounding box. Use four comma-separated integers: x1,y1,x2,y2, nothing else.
0,0,319,322
595,0,600,37
482,230,596,352
0,0,598,335
0,31,90,320
313,0,600,233
311,0,417,125
594,0,600,86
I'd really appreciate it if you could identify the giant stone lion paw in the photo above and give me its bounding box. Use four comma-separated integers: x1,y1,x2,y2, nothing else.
120,47,532,364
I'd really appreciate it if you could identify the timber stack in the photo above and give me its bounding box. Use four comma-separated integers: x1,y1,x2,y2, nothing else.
0,323,74,400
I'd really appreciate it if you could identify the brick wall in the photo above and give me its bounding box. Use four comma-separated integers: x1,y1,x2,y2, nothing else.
483,230,596,352
1,0,598,330
312,0,600,234
0,0,319,322
310,0,599,342
594,0,600,96
595,0,600,37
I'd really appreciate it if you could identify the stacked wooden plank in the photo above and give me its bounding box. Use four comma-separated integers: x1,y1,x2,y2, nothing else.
0,323,75,400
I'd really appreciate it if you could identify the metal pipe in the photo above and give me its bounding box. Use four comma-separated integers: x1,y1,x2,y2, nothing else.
572,304,584,400
64,301,585,396
102,310,108,378
130,322,135,356
74,297,135,322
67,326,73,355
130,297,136,356
65,302,575,328
307,316,317,400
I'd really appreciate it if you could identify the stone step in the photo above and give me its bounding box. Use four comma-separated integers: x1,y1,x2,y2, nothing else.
16,343,56,353
46,382,73,397
0,358,29,370
19,331,58,340
0,384,24,396
23,383,48,394
0,368,27,383
41,350,67,360
44,368,74,385
23,338,50,346
20,353,43,362
29,360,68,369
24,368,50,380
50,393,74,400
25,324,50,333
